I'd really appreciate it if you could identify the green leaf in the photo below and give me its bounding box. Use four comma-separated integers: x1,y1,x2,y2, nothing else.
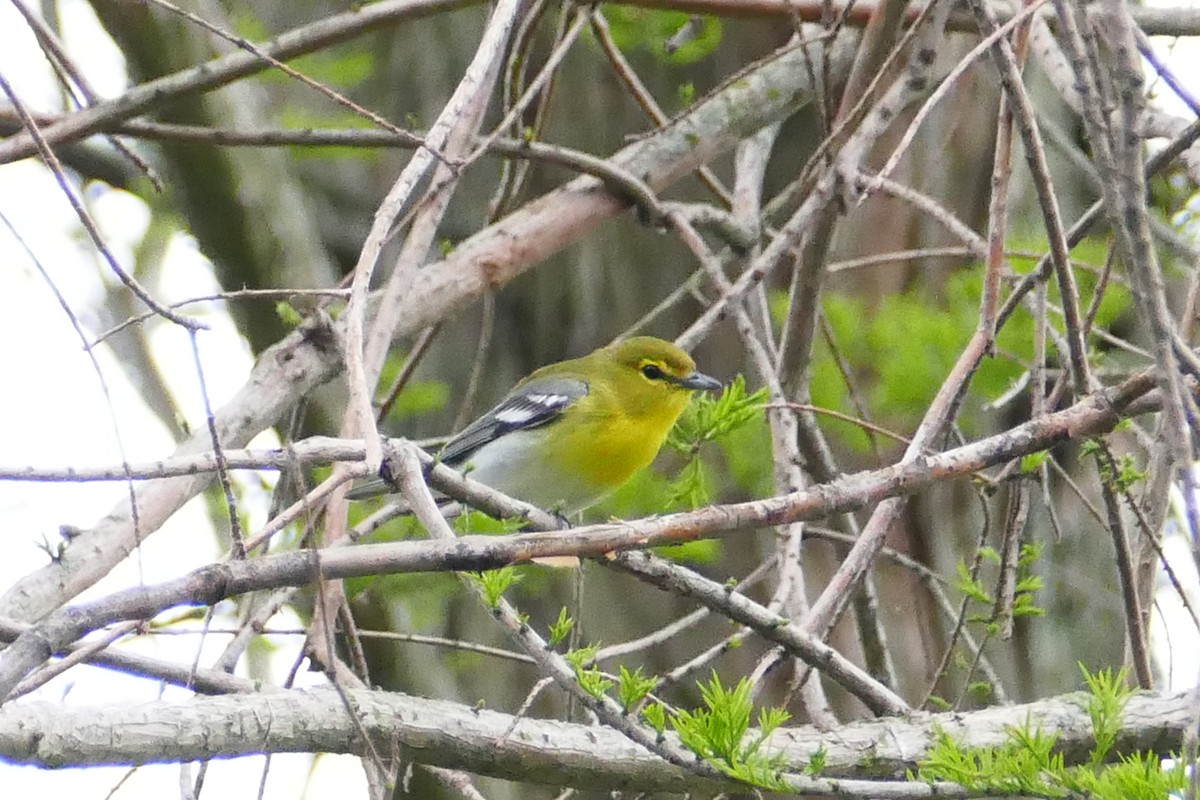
565,644,611,701
677,81,695,107
664,457,709,509
547,607,574,648
1020,452,1048,473
616,665,658,710
642,702,667,733
954,561,992,605
375,350,450,421
1018,543,1043,569
1080,665,1132,765
275,301,302,327
467,566,522,608
916,668,1178,799
978,546,1001,564
926,695,951,711
597,8,722,65
264,49,375,89
806,745,827,776
668,375,768,453
967,681,993,702
564,644,598,670
670,673,790,790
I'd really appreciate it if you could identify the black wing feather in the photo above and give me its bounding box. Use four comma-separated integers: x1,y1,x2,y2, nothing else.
439,377,588,466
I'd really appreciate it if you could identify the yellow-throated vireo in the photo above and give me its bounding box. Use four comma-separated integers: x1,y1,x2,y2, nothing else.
352,336,722,514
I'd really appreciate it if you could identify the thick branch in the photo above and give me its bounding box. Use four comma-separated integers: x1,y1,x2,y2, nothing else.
0,687,1188,794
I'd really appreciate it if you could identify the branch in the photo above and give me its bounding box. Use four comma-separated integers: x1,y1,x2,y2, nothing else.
0,33,854,626
0,368,1170,699
623,0,1200,37
0,436,369,482
0,686,1188,796
0,314,343,624
0,0,472,164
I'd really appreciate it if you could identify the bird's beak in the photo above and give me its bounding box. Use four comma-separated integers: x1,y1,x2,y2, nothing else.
678,371,723,392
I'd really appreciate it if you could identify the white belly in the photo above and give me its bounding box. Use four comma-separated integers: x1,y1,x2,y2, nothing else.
460,428,605,515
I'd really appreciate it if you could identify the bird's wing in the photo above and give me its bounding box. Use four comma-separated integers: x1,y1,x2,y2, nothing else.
439,376,588,466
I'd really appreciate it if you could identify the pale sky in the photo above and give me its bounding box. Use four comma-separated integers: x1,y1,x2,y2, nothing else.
0,1,365,795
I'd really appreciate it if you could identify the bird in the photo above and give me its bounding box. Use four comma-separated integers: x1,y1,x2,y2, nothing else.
350,336,722,516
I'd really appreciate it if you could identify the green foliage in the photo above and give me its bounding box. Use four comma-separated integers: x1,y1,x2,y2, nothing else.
677,81,696,107
564,644,598,670
576,668,613,700
955,560,993,605
565,644,612,700
452,510,527,536
642,702,667,733
926,695,951,711
806,745,827,776
598,8,722,66
664,376,767,509
817,271,1020,433
468,566,522,608
599,466,671,516
915,666,1183,799
616,665,658,710
967,681,994,703
716,405,773,499
274,106,379,161
275,301,303,327
1104,451,1148,492
1148,169,1196,223
345,568,457,630
664,458,708,509
655,538,722,565
1074,751,1187,799
600,376,767,521
267,47,374,89
376,351,449,421
595,472,723,561
1020,452,1048,473
229,8,270,42
1080,665,1131,765
1005,236,1132,330
918,724,1065,796
389,380,450,421
955,543,1046,625
547,607,574,648
671,673,792,791
789,242,1132,449
669,376,769,453
1011,588,1045,619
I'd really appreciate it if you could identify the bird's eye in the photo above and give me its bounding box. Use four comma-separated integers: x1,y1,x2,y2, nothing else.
641,363,664,380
